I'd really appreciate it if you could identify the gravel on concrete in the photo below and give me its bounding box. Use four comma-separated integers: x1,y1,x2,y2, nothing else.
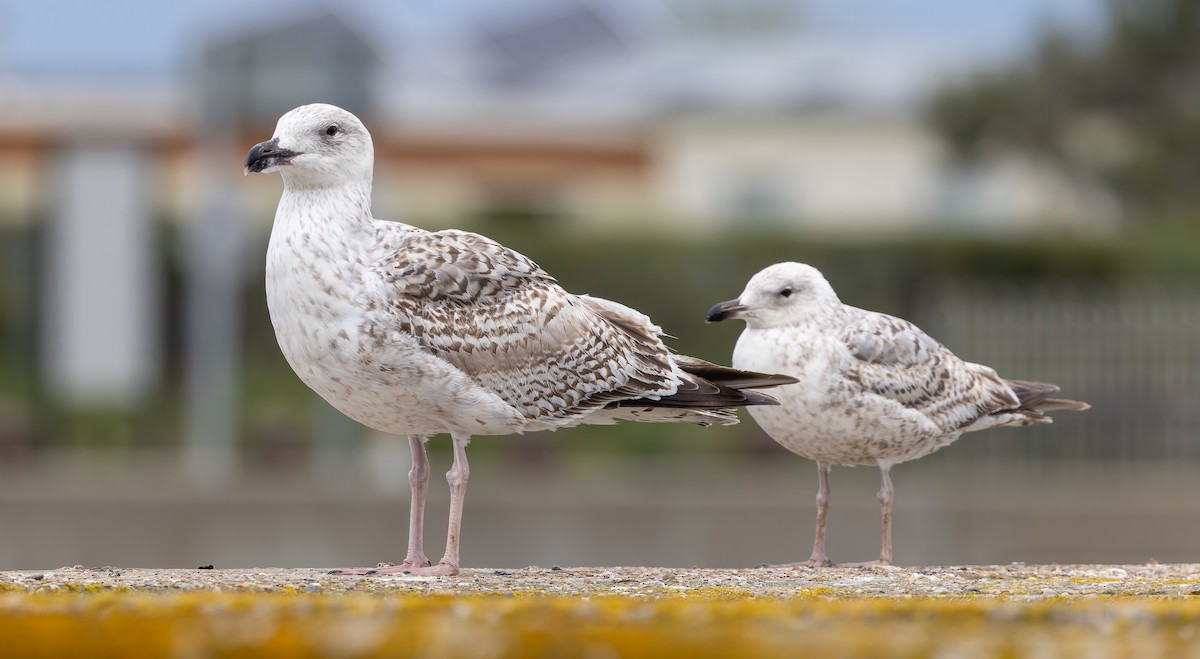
3,563,1199,599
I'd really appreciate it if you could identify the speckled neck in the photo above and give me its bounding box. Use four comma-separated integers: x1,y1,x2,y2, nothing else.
272,180,374,250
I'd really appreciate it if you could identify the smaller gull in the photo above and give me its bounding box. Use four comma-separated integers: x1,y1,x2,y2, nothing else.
244,104,797,576
706,262,1089,566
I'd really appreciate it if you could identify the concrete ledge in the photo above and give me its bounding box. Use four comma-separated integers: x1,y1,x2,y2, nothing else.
4,563,1199,598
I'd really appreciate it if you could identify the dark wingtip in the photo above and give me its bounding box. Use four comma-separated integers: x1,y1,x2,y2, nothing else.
673,355,798,390
740,389,782,406
1006,379,1089,414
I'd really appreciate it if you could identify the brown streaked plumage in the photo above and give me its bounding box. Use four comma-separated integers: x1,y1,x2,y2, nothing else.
707,262,1088,567
246,103,797,577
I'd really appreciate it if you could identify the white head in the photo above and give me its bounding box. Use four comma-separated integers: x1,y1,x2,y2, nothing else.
706,262,840,329
244,103,373,189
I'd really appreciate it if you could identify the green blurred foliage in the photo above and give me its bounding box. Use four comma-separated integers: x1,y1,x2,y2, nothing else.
928,0,1200,219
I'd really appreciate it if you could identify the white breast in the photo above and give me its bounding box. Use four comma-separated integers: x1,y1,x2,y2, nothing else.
264,205,524,437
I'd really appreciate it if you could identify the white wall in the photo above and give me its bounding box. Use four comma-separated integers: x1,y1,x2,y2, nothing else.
42,144,160,409
650,113,1107,234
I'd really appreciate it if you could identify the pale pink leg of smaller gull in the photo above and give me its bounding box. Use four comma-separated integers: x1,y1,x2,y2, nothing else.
877,465,895,565
840,464,895,567
766,461,834,568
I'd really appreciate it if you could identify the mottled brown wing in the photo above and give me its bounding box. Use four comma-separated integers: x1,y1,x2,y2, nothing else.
841,309,1019,431
382,229,679,423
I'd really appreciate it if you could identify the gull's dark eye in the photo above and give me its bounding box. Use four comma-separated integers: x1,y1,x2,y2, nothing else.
325,124,339,137
780,287,793,298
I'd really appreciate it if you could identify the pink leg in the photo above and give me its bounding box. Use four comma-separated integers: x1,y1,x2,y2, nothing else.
402,435,433,568
877,464,895,565
403,433,469,576
841,464,895,567
765,462,834,568
330,435,433,576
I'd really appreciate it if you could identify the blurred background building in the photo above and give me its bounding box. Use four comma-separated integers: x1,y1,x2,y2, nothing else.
0,0,1197,570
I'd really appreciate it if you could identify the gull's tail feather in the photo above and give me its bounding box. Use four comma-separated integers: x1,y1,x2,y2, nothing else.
671,355,800,391
1006,379,1091,414
577,294,797,419
1032,398,1093,413
964,378,1089,432
607,355,798,412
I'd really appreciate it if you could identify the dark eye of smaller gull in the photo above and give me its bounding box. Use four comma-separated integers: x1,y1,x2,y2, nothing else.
780,287,793,298
325,125,339,136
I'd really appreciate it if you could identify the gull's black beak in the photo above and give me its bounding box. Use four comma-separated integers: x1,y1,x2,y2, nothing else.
706,298,749,323
244,137,299,175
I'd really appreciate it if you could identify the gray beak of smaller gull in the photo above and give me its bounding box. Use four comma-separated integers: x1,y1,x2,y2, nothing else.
706,299,748,323
244,137,299,175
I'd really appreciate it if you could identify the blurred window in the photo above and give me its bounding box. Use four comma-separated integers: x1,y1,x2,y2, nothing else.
725,172,791,224
937,166,987,225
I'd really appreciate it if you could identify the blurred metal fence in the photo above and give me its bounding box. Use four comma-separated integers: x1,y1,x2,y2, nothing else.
917,281,1200,462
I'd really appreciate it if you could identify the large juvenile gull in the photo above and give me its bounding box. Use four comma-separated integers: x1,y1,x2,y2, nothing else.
244,103,796,576
706,262,1089,566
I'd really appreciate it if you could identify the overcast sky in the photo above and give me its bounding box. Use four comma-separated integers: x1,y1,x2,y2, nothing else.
0,0,1102,80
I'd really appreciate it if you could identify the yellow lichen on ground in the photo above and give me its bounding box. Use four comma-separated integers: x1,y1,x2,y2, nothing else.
1,591,1200,659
